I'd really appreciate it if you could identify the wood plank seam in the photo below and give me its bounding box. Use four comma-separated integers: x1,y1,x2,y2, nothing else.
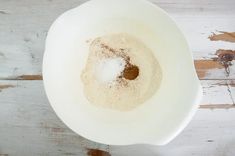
1,76,234,81
199,104,235,109
0,81,234,109
228,84,235,104
0,75,43,80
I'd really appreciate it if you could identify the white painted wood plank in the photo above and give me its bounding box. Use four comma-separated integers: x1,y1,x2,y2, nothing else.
0,0,234,79
0,1,234,156
0,0,85,78
200,80,233,105
150,0,235,15
0,80,108,156
174,16,235,59
111,109,235,156
228,81,235,104
195,60,235,80
0,80,234,155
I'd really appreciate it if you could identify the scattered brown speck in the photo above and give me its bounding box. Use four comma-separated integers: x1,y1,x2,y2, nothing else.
100,43,116,53
87,149,111,156
94,41,139,82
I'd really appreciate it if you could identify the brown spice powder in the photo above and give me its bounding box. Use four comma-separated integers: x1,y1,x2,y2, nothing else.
98,42,139,81
122,64,139,80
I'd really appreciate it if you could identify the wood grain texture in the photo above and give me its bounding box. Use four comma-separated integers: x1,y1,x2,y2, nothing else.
110,109,235,156
200,80,234,106
1,60,234,80
2,74,43,80
0,60,233,80
0,80,108,156
209,32,235,43
0,80,234,108
0,0,235,155
0,80,234,156
0,0,235,80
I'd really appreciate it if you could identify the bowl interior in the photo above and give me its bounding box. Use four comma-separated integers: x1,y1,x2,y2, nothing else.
43,0,202,145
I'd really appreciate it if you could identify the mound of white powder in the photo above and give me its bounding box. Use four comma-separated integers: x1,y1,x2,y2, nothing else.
81,33,162,111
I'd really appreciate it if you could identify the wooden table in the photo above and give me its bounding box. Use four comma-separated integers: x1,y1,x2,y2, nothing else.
0,0,234,155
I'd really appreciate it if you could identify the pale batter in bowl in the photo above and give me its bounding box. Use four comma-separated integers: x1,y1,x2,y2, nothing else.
81,33,162,111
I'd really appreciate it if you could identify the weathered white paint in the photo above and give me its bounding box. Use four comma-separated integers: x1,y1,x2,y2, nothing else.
0,0,234,79
229,82,235,104
0,0,235,155
0,80,109,156
111,109,235,156
0,80,234,155
197,65,235,80
200,80,234,105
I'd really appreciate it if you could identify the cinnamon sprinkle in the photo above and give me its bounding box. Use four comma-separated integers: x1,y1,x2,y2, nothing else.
98,43,139,82
122,64,139,80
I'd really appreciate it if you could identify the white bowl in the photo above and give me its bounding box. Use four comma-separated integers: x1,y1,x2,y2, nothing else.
43,0,202,145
